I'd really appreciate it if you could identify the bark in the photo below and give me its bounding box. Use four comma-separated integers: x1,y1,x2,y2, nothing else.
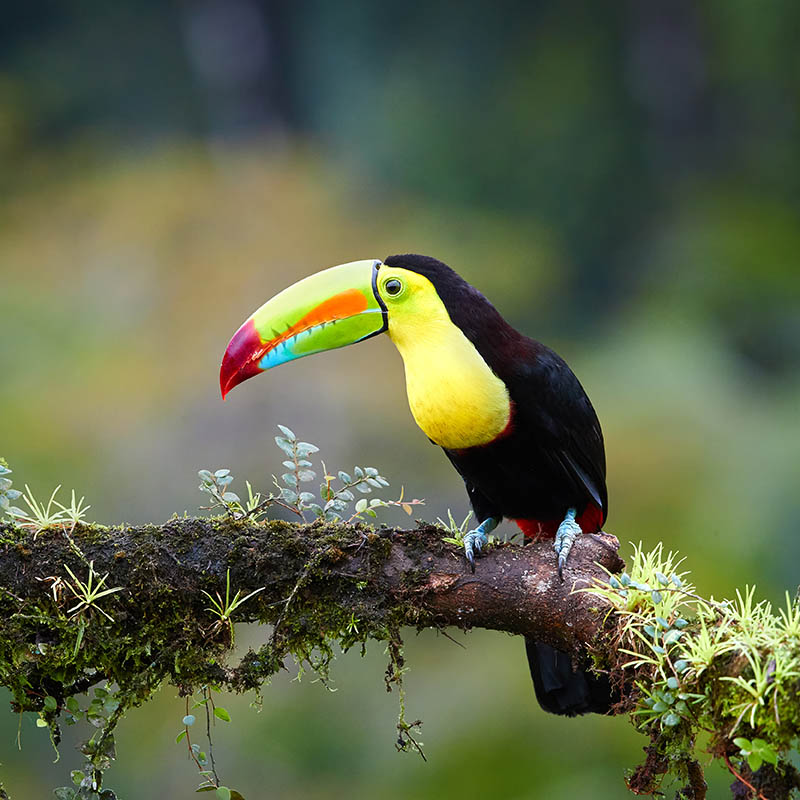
0,519,624,658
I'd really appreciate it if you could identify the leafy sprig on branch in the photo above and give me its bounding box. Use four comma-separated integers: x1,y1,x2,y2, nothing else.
198,425,423,524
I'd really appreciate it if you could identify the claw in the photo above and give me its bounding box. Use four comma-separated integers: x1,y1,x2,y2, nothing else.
462,516,500,573
554,508,582,581
463,530,486,574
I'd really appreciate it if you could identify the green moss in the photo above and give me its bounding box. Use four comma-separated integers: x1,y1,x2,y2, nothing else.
0,516,443,796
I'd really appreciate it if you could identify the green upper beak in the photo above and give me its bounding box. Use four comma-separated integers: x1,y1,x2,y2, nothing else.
220,259,387,398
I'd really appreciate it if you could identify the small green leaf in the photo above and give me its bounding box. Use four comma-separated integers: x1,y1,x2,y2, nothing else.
216,787,232,800
274,437,294,454
281,473,298,487
66,697,80,714
666,677,679,690
674,659,688,673
276,425,296,440
655,616,670,629
355,499,368,513
279,488,298,504
176,730,187,743
652,701,667,713
36,717,48,727
222,492,240,503
752,739,778,765
651,590,663,604
183,714,196,726
663,713,680,727
747,753,762,772
338,471,352,484
655,572,669,585
295,442,319,457
44,695,57,711
214,706,231,722
214,469,231,478
297,470,316,482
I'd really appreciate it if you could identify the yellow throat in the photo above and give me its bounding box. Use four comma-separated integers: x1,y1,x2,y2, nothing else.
381,267,511,450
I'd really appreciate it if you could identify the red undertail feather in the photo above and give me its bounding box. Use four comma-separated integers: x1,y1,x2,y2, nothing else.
515,504,604,542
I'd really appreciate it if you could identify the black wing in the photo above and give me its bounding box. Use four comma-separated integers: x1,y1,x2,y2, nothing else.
507,342,607,521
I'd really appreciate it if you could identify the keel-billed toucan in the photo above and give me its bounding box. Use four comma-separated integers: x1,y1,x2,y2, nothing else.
220,254,612,716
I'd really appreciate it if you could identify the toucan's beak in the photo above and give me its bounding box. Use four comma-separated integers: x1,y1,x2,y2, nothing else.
220,259,387,398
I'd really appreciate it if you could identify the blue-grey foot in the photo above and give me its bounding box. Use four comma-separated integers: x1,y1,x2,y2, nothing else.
554,508,582,580
463,516,500,573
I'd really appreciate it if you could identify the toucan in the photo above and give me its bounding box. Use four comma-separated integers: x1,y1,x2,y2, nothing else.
220,254,612,716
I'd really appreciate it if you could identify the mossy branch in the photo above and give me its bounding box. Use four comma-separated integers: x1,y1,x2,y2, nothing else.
0,519,798,800
0,519,622,689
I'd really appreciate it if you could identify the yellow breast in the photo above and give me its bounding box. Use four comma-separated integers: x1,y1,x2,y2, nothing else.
386,276,511,450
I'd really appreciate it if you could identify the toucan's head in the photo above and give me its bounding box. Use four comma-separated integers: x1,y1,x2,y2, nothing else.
220,254,487,398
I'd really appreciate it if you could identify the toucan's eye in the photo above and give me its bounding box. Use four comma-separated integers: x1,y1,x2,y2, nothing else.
384,278,403,296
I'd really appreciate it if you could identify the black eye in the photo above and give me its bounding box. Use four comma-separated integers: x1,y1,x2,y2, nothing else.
384,279,403,296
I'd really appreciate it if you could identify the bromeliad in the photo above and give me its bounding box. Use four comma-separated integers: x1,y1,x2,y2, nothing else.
221,254,612,716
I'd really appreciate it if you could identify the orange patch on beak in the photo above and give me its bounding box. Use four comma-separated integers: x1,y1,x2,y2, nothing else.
263,288,369,353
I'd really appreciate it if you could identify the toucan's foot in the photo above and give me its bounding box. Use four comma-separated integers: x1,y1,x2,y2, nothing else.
463,530,487,573
463,516,500,573
554,508,582,580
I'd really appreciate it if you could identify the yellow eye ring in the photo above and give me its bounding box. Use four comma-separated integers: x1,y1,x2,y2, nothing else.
383,278,404,297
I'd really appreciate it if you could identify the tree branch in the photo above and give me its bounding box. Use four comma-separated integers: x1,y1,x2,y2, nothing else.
1,518,798,800
0,519,623,664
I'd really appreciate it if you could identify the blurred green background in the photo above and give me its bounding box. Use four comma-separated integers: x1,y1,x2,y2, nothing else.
1,1,799,797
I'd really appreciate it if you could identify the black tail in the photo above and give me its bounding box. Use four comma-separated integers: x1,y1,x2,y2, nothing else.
525,638,613,716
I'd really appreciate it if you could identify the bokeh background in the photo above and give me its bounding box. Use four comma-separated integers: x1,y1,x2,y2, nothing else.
1,1,799,797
